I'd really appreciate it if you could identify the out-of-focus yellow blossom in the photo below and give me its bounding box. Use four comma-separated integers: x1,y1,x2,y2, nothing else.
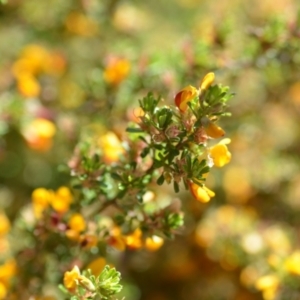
13,45,50,77
23,118,56,152
17,74,41,98
0,214,10,237
51,187,73,214
21,45,50,74
144,235,164,251
98,131,125,163
12,44,66,99
32,188,53,218
103,58,130,86
0,259,16,298
189,182,215,203
66,213,86,241
68,213,86,234
63,265,81,292
200,72,215,90
86,257,106,277
32,187,73,218
0,282,6,299
65,12,98,36
240,265,260,287
125,228,143,250
209,138,231,167
284,250,300,275
263,226,291,255
255,274,279,300
174,85,198,113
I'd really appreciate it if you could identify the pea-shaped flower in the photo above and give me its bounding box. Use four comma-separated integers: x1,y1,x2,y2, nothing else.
174,85,198,112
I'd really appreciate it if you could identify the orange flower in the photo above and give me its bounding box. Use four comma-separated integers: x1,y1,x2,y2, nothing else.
174,85,198,112
189,182,215,203
103,58,130,85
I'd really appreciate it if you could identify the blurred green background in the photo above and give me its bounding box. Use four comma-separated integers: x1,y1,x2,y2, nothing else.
1,0,300,299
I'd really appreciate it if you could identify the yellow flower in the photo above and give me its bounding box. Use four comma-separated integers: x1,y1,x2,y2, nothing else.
209,139,231,167
51,187,73,214
17,74,41,98
0,214,10,237
144,235,164,251
189,182,215,203
0,259,16,289
98,131,125,163
103,58,130,85
125,228,143,250
21,45,51,75
174,85,198,113
32,188,53,218
200,72,215,90
255,274,279,300
284,250,300,275
86,257,106,277
68,213,86,233
0,282,7,299
66,213,86,241
63,265,81,292
23,118,56,152
204,121,225,138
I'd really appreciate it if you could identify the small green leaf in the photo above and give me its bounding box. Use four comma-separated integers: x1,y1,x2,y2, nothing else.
173,181,179,193
156,174,165,185
126,127,144,133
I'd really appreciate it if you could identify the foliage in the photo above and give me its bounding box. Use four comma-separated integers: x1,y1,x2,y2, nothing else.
1,0,300,300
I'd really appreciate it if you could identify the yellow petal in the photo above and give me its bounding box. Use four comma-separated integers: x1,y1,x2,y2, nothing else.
86,257,106,277
205,122,225,139
209,143,231,167
68,214,86,232
189,182,215,203
200,72,215,90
